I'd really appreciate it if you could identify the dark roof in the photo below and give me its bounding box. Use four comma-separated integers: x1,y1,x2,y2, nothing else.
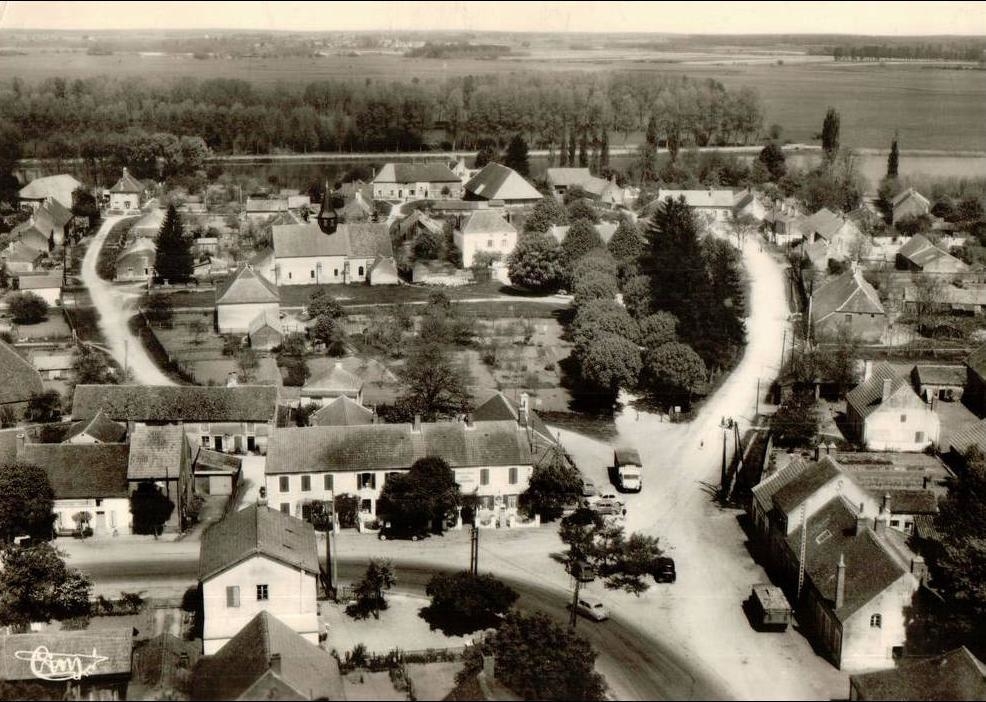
215,265,280,306
850,646,986,700
785,496,909,621
128,423,186,481
883,490,938,515
72,385,279,422
811,269,884,323
0,340,44,405
464,392,557,446
949,418,986,456
346,222,394,259
266,420,534,474
193,611,343,701
193,447,242,473
373,162,461,184
64,408,127,443
0,628,134,680
752,456,812,515
846,363,917,419
966,344,986,380
464,163,542,202
460,210,516,235
310,395,374,427
18,442,130,499
272,222,351,258
199,504,318,580
772,456,841,515
39,198,73,227
912,364,965,387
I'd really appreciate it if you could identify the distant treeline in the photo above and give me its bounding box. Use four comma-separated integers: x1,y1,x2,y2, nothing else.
0,71,764,163
812,42,986,62
405,42,511,59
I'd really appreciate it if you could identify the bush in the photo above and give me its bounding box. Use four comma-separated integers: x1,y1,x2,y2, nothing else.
9,292,48,324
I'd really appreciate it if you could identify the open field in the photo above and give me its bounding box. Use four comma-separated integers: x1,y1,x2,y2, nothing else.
2,50,984,151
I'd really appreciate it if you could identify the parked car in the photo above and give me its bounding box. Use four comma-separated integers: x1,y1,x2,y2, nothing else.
568,594,609,622
565,559,596,583
650,557,676,583
378,522,429,541
582,479,598,499
593,495,625,516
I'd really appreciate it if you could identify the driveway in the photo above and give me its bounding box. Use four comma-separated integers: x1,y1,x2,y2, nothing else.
80,215,174,385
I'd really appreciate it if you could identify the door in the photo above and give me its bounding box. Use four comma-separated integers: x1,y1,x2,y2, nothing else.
214,435,223,452
95,511,107,533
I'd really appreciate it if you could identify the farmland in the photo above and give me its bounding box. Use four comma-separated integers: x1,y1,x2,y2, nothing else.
2,48,985,152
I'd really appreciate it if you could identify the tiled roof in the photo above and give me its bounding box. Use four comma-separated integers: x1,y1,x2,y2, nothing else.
216,265,280,306
272,222,350,258
947,418,986,456
473,391,556,446
967,344,986,379
128,423,185,481
18,174,83,209
310,395,374,427
785,496,909,621
346,222,394,259
752,456,811,515
897,234,966,271
771,456,842,515
846,363,913,419
461,210,516,235
64,408,127,443
4,240,44,263
373,162,461,184
248,308,282,337
193,611,343,701
266,420,534,475
811,269,885,323
850,646,986,700
199,504,318,580
892,187,931,210
657,189,737,209
39,198,73,227
109,169,145,194
882,489,938,515
72,384,279,422
912,364,964,387
302,362,363,395
546,168,593,187
18,442,130,499
193,447,242,473
465,163,543,202
0,340,44,405
0,628,133,680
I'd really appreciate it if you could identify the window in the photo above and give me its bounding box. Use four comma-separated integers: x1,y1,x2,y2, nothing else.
890,520,900,528
358,266,364,277
310,270,315,279
288,272,292,280
480,469,490,486
358,473,376,490
279,476,290,492
502,239,508,249
301,476,311,492
487,239,493,248
814,529,832,545
324,474,334,491
334,269,339,278
256,584,269,601
360,499,373,513
508,467,518,485
201,436,210,447
870,614,882,628
280,503,290,514
247,435,256,451
915,431,925,443
226,586,240,608
900,414,907,423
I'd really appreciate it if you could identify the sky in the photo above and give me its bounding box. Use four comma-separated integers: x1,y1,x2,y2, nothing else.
1,1,985,35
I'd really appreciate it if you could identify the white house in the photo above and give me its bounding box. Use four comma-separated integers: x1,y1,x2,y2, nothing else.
18,173,83,211
3,240,44,274
371,163,463,203
115,238,156,282
268,222,392,286
891,188,931,225
264,417,537,522
17,273,62,307
215,265,280,334
107,168,145,213
453,209,518,267
199,504,320,655
846,363,941,452
654,189,738,222
16,437,133,537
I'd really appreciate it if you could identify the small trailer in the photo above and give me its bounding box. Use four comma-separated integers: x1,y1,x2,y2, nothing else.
749,584,793,632
613,448,643,493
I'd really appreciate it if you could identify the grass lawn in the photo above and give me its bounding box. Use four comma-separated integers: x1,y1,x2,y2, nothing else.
13,309,73,341
63,303,104,344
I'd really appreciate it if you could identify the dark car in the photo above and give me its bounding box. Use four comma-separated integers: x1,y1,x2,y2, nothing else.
378,522,429,541
651,557,676,583
566,559,596,583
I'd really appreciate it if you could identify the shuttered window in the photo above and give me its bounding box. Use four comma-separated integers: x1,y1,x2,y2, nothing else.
226,586,240,608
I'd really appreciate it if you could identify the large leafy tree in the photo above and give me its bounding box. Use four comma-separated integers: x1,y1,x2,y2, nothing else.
757,142,787,181
520,450,582,522
422,571,518,636
346,559,396,620
570,299,639,348
9,292,48,324
457,611,606,701
821,107,841,162
620,274,652,320
130,481,175,536
72,344,117,385
523,198,568,234
567,200,600,224
642,342,707,405
154,204,193,283
377,457,462,535
772,390,819,448
572,269,619,307
638,312,679,349
507,232,564,292
26,391,62,423
606,219,644,262
575,332,642,397
0,544,92,628
0,462,55,544
561,220,604,267
396,342,472,421
71,187,100,229
307,289,345,320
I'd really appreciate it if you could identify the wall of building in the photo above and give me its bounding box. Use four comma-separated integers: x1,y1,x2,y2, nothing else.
839,574,918,671
53,497,131,536
818,313,887,344
782,478,876,536
109,193,140,212
185,422,271,455
116,253,154,281
250,326,282,351
372,181,462,203
274,256,348,285
217,301,279,335
24,287,61,307
202,555,319,655
863,403,940,452
455,229,518,268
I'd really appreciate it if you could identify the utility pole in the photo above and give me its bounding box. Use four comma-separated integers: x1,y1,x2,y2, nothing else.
720,425,728,501
755,377,761,416
469,525,478,575
780,328,787,368
569,576,581,630
124,339,129,381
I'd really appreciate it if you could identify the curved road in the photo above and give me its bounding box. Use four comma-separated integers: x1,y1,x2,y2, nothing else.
80,216,175,385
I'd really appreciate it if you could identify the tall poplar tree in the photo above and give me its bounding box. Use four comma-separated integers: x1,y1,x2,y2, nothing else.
821,107,841,162
154,204,194,283
887,132,900,179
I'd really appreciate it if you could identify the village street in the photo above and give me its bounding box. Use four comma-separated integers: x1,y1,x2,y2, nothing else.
80,215,175,385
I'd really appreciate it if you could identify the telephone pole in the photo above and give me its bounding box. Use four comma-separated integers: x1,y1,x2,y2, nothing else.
569,577,581,630
469,525,479,575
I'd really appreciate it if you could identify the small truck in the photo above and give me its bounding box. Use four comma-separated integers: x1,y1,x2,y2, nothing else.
613,448,643,493
749,584,793,632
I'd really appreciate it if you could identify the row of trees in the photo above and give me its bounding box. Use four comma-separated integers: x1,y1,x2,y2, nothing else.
1,71,764,162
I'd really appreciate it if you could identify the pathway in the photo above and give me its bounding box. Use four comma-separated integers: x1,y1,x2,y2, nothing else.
80,215,174,385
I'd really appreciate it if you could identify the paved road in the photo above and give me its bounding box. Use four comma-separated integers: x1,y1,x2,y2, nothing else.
71,546,728,701
80,216,175,385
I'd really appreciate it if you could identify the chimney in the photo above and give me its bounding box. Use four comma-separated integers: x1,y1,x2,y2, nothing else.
881,492,892,515
413,414,421,433
122,167,128,177
226,371,239,387
482,654,495,680
881,378,893,402
15,433,25,456
258,485,268,507
855,503,867,536
835,554,846,610
268,653,281,675
910,556,928,583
